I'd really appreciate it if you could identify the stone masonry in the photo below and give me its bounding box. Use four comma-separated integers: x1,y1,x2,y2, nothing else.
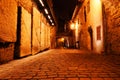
0,49,120,79
102,0,120,54
0,0,56,63
71,0,120,54
0,0,17,63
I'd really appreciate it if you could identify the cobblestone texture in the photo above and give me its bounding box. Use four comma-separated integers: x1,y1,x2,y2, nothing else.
0,49,120,80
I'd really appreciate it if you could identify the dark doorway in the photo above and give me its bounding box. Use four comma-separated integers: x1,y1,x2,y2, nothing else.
14,6,21,59
88,26,93,50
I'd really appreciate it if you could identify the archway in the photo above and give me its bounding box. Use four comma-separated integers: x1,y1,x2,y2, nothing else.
88,26,93,50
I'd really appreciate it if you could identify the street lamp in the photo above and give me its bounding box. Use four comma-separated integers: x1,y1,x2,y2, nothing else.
70,23,75,30
70,21,79,49
70,22,75,48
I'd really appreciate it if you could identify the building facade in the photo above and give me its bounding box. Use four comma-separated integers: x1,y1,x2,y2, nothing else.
0,0,57,63
71,0,120,54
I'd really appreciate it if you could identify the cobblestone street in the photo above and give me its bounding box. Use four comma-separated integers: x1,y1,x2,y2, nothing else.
0,49,120,80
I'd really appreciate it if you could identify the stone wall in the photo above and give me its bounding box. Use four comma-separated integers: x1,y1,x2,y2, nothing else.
77,4,90,50
72,0,120,54
0,0,17,42
102,0,120,54
0,0,34,63
50,27,56,49
0,0,55,63
16,0,33,13
89,0,104,53
0,43,14,63
0,0,17,63
74,0,101,51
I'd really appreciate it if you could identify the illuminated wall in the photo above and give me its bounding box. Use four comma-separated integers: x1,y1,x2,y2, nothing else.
20,6,51,56
0,0,17,42
17,0,33,13
32,7,51,53
73,0,120,54
40,22,50,50
47,25,50,48
45,24,50,48
0,0,17,62
0,0,54,63
89,0,104,53
73,0,91,50
41,22,45,50
72,0,104,53
20,7,31,57
32,7,41,54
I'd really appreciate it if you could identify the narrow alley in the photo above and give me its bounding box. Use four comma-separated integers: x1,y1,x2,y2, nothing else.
0,0,120,79
0,49,120,80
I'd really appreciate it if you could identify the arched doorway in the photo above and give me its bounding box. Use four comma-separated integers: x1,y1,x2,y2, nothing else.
88,26,93,50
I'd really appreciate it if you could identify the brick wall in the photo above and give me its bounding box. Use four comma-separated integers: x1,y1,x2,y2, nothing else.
102,0,120,54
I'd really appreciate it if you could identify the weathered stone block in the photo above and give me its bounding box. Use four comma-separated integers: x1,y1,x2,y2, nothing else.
0,43,14,63
0,0,17,42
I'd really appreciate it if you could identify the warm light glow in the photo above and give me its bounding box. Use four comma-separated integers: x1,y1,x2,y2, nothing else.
44,8,48,14
75,21,78,30
39,0,44,7
52,23,54,25
48,15,51,19
75,21,79,42
48,15,54,25
61,38,64,42
50,20,52,22
58,38,64,42
95,0,101,4
70,23,75,30
90,0,103,53
92,0,102,24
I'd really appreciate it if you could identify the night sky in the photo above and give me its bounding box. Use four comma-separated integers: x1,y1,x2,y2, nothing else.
52,0,77,33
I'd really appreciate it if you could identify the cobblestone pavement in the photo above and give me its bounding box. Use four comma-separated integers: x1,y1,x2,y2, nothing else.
0,49,120,80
